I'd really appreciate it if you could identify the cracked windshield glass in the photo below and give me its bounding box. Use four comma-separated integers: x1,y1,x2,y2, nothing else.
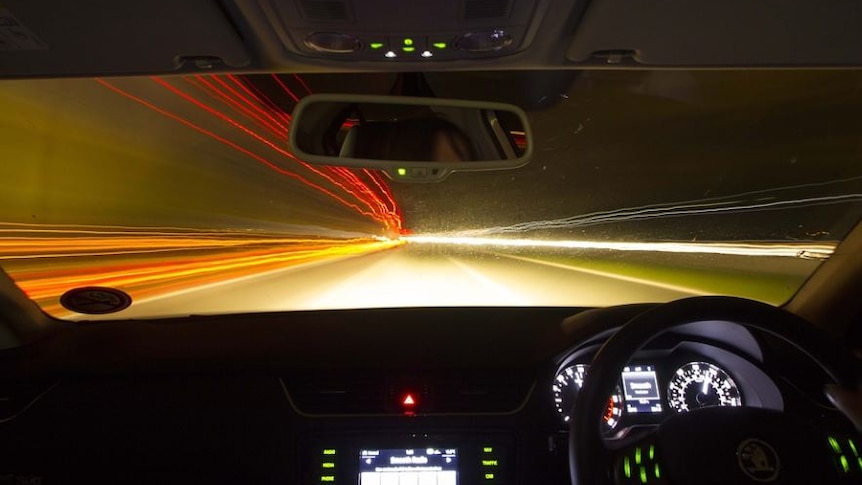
2,71,861,320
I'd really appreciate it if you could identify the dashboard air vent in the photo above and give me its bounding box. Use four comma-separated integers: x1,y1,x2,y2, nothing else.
462,0,511,20
298,0,351,21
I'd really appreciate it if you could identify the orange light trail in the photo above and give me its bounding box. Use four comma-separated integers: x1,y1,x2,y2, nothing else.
3,223,404,317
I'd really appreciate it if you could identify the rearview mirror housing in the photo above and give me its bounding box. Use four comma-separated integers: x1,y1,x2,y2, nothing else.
289,94,533,182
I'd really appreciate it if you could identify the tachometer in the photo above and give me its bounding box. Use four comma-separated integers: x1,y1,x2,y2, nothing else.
667,362,742,413
553,363,624,429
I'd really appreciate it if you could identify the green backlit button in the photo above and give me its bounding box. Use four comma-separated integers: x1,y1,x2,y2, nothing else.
321,476,335,483
403,38,414,46
369,42,384,49
841,455,851,473
402,46,416,53
829,437,842,454
322,449,337,455
432,42,447,49
482,447,494,453
322,462,335,469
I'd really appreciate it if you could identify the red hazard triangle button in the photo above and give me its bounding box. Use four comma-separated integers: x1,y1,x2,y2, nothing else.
402,394,416,406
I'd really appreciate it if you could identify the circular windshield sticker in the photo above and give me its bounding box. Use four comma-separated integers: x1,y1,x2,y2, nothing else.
60,287,132,314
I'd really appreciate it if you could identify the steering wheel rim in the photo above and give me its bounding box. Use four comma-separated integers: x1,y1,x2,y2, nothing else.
568,295,859,485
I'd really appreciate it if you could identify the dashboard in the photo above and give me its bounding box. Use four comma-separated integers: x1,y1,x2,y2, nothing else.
0,305,851,485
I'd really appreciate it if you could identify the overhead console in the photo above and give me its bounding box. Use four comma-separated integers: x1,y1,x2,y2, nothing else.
251,0,544,62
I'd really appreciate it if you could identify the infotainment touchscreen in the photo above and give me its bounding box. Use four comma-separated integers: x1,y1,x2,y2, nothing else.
358,448,459,485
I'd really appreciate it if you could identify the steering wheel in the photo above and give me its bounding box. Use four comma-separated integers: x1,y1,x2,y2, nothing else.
569,296,860,485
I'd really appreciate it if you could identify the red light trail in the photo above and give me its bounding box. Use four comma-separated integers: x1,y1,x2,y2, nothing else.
95,75,403,234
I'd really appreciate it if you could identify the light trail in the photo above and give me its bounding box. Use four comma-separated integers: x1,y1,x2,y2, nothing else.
4,227,404,316
405,235,836,258
444,177,862,237
95,75,402,233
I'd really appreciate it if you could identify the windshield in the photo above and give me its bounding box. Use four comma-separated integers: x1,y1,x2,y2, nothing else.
2,71,861,320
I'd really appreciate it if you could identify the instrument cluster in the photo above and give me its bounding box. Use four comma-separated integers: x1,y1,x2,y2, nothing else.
551,342,782,434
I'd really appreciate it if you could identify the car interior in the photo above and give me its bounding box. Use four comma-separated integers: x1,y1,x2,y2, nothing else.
2,1,862,484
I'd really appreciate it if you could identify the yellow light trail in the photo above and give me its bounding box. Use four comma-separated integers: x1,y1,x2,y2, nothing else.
405,235,836,259
2,227,404,317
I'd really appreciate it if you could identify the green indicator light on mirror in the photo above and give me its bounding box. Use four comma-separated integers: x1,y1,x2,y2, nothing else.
639,466,648,484
433,42,447,49
370,42,384,49
403,38,414,46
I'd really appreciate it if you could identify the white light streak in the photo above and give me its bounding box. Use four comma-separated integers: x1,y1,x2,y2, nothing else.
405,236,835,258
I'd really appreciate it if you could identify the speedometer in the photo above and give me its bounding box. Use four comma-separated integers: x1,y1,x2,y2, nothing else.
552,363,624,429
667,362,742,413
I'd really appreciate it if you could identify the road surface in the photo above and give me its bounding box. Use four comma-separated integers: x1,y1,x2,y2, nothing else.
103,244,701,320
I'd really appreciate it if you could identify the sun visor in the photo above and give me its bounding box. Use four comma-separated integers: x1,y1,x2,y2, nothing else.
567,0,862,66
0,0,250,77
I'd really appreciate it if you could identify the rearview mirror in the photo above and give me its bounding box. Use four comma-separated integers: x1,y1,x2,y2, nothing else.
289,94,532,182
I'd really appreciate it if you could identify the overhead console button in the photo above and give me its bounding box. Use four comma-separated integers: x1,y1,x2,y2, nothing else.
304,32,361,53
455,30,512,52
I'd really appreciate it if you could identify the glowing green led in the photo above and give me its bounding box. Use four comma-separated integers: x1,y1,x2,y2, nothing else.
403,38,414,46
397,168,407,176
623,457,631,478
402,47,415,52
850,439,859,457
639,467,648,484
649,445,655,460
483,447,493,453
370,42,384,49
635,447,642,465
857,457,862,471
321,476,335,482
323,449,337,455
654,463,661,479
432,42,447,49
484,473,495,480
322,462,335,469
829,437,842,454
841,455,850,473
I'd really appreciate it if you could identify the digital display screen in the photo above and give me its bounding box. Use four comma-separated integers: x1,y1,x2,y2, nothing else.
359,448,458,485
621,365,663,414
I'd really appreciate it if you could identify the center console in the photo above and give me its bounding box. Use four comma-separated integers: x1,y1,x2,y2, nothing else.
301,432,514,485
